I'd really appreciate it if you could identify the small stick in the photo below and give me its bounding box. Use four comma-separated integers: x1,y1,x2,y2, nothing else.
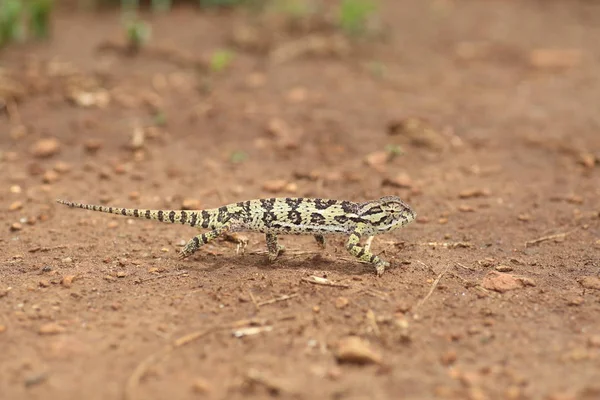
136,271,189,284
525,231,572,247
245,368,296,395
362,288,389,301
28,245,69,253
455,262,476,271
125,327,221,400
366,309,381,338
248,290,260,311
413,263,450,314
301,276,350,288
257,293,299,307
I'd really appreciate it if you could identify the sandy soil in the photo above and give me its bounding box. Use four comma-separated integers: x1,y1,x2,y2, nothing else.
1,1,599,399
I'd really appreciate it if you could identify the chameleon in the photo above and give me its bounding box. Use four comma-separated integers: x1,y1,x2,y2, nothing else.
56,196,416,276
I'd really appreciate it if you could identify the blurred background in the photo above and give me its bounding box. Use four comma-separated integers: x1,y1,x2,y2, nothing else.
1,1,599,400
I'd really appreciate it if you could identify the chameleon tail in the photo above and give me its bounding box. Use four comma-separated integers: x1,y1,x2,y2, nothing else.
56,199,204,227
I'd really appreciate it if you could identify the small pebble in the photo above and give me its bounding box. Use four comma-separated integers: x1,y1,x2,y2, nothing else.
10,222,22,231
42,170,60,183
9,201,23,211
182,198,201,210
116,271,127,278
53,161,72,173
84,139,103,153
30,138,60,158
39,323,66,335
482,271,522,293
262,180,288,193
364,151,390,172
579,276,600,290
191,377,212,394
61,275,76,288
335,336,382,365
61,257,72,264
0,325,6,333
458,188,490,199
382,172,413,188
440,350,457,366
335,297,349,309
107,221,119,229
495,265,513,272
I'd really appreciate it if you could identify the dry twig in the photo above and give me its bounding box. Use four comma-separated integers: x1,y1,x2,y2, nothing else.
257,293,299,307
525,230,573,247
125,327,221,400
301,276,350,288
413,262,451,314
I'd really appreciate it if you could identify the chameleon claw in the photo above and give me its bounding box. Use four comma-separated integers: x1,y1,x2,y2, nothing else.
375,260,390,277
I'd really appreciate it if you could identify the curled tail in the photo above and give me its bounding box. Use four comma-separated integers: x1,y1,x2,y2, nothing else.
56,199,206,227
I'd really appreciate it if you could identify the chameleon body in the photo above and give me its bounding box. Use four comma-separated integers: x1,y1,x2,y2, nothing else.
56,196,416,275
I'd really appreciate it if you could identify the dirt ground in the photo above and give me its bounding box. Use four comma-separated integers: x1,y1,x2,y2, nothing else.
1,1,600,399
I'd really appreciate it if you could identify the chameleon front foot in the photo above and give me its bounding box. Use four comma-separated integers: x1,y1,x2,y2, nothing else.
180,237,200,259
267,245,285,262
375,260,390,277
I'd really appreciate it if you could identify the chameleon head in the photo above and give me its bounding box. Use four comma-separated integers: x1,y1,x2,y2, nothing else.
359,196,416,233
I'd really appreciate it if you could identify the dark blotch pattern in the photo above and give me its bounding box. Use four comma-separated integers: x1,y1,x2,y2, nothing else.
179,210,187,224
313,199,337,210
190,212,197,227
287,210,302,225
145,210,151,219
340,201,355,214
201,210,210,228
133,209,139,218
334,215,348,224
157,210,164,222
217,206,229,223
261,211,277,226
310,212,326,225
285,198,304,208
260,198,275,211
168,211,176,223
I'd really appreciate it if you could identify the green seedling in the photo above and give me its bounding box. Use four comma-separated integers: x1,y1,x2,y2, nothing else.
153,111,167,126
125,18,151,53
385,144,404,158
230,150,248,164
28,0,53,39
338,0,377,36
199,0,246,8
0,0,24,47
209,49,234,73
151,0,171,12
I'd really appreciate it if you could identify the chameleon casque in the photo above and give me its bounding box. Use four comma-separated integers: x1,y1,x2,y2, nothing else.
57,196,416,275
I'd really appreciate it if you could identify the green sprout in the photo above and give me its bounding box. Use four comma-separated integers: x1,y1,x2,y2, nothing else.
125,18,151,53
209,49,235,73
385,144,404,158
338,0,377,36
230,150,248,164
199,0,246,8
0,0,24,47
275,0,315,18
151,0,172,13
153,111,167,126
28,0,53,39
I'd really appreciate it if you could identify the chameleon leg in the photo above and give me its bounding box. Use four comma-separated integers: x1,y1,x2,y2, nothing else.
180,224,230,258
345,225,389,276
265,233,285,262
314,234,326,249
